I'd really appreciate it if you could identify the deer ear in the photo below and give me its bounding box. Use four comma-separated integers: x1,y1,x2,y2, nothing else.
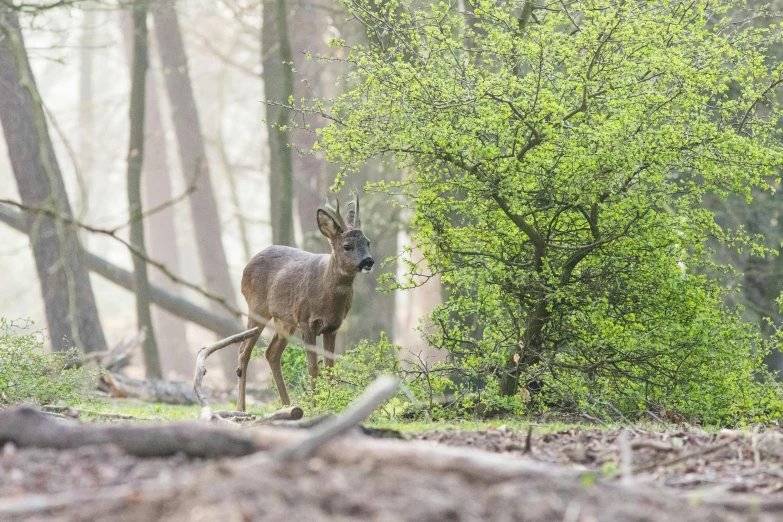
317,209,341,239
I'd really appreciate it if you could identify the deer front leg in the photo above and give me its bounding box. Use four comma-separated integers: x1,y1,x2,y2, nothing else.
323,331,337,368
236,319,262,412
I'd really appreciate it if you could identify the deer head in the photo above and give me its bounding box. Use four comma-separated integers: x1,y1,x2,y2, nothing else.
316,192,374,274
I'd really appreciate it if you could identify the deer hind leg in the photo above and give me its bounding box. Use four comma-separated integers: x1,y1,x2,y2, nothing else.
266,322,295,406
301,327,318,393
236,317,265,412
323,331,337,368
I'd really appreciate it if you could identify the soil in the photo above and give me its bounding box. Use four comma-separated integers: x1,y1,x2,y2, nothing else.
3,424,783,521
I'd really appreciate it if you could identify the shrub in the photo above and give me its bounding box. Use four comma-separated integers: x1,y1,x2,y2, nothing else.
0,318,98,406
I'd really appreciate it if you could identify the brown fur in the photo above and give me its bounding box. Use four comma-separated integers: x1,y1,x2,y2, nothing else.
236,195,373,409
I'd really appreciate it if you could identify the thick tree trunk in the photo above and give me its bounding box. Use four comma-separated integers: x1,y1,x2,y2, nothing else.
127,0,163,379
152,0,243,383
119,10,191,379
263,0,296,247
0,7,107,353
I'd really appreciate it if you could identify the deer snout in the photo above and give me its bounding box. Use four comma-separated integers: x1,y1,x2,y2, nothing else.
359,257,374,273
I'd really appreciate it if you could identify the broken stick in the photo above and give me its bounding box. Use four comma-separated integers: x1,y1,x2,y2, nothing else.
193,327,259,416
275,375,398,460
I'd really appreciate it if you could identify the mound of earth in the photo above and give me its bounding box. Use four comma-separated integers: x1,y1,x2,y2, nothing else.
2,427,782,522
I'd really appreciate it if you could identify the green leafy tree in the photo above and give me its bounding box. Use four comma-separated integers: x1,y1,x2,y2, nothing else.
290,0,783,421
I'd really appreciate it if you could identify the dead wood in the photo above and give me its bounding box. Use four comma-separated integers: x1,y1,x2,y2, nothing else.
99,372,201,405
265,413,332,429
193,328,259,418
274,375,398,460
79,329,143,372
41,405,138,421
0,407,257,458
631,440,678,452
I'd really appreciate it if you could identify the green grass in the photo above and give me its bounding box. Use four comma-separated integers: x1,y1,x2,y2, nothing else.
70,398,277,422
70,398,725,435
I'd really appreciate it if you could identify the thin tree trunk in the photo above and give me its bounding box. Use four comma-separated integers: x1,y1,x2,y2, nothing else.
0,7,107,353
127,0,163,379
119,10,191,379
152,0,243,383
79,7,94,189
263,0,296,247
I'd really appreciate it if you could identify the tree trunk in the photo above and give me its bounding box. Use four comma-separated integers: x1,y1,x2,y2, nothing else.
152,0,243,383
119,10,191,379
0,7,107,353
127,0,163,379
79,7,95,188
263,0,296,247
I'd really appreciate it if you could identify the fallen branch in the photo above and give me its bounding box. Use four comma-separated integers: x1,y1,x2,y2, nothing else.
193,328,259,420
0,407,257,458
274,375,398,460
41,405,138,421
99,372,200,405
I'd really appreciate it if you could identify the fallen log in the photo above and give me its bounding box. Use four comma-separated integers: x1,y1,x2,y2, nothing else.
0,407,256,458
99,372,202,405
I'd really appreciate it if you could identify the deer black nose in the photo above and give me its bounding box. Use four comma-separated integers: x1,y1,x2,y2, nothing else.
359,257,374,270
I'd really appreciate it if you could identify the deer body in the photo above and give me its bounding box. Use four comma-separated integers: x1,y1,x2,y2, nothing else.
235,196,372,410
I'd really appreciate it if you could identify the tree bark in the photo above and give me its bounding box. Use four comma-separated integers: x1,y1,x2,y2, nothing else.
0,7,107,353
119,10,191,379
127,0,163,379
263,0,296,247
0,408,256,458
79,7,95,187
152,0,243,383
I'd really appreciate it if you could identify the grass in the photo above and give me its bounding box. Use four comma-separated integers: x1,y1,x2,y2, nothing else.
70,398,277,422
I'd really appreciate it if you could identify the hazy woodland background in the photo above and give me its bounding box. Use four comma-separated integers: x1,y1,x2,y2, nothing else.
0,0,442,389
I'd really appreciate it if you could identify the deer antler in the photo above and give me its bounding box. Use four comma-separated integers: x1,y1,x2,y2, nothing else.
323,196,348,231
346,189,361,230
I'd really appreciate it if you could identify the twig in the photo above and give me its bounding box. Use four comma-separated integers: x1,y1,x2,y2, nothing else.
633,439,734,474
41,405,138,421
619,430,632,484
523,424,533,455
630,440,677,452
274,375,398,460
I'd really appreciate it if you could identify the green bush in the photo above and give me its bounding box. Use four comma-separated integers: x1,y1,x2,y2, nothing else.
0,318,98,406
283,0,783,425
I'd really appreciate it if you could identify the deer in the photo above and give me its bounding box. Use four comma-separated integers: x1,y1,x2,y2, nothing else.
235,193,374,410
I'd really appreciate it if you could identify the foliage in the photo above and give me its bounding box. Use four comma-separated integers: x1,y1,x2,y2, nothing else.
0,319,98,406
287,0,783,423
306,333,405,419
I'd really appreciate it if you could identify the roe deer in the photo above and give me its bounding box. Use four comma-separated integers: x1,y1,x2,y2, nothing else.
235,193,373,410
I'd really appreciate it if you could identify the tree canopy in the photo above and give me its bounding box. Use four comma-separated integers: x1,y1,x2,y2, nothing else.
290,0,783,421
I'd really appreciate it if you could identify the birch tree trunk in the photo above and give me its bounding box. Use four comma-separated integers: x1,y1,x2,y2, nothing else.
0,7,107,353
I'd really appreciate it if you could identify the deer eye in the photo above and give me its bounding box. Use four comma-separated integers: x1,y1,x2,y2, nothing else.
343,244,353,251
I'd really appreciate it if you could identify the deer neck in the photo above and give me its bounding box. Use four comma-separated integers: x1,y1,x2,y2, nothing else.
324,255,356,290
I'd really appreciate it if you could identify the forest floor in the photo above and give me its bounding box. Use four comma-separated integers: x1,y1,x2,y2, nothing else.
3,398,783,521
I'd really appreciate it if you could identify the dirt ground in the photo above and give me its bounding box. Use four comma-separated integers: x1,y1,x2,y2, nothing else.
2,424,783,521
